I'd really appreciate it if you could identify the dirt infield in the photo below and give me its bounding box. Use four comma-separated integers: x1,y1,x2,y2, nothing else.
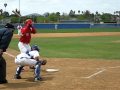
1,32,120,90
13,32,120,38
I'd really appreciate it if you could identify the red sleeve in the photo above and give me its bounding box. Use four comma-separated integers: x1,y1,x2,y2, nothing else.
30,26,36,34
21,27,28,34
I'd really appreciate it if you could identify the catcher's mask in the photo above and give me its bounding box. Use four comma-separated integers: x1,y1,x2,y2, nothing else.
31,45,40,52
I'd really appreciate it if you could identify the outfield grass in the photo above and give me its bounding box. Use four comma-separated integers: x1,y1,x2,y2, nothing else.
13,28,120,34
35,28,120,33
10,36,120,60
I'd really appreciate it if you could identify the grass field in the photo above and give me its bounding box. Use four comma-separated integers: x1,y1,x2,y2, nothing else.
36,28,120,33
10,35,120,60
13,28,120,34
3,30,120,90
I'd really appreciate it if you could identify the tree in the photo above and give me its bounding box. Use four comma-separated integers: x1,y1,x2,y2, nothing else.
3,11,9,17
84,10,91,19
43,12,49,17
115,11,120,16
69,10,75,17
0,9,3,15
48,13,58,22
101,13,112,23
81,11,84,15
56,12,60,22
78,10,80,14
94,11,101,23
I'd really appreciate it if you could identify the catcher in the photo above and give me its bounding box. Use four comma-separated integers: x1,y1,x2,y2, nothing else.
14,45,47,81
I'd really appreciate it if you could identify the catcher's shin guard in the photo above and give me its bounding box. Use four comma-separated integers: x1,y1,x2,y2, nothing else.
34,63,41,78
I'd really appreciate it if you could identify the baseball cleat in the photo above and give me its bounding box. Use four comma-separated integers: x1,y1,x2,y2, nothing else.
34,77,43,82
14,75,22,79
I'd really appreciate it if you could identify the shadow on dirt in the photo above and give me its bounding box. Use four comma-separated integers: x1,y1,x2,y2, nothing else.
25,76,54,82
0,76,54,89
0,82,39,89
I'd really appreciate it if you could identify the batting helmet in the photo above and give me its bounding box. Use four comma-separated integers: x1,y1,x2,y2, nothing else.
25,19,33,25
31,45,40,52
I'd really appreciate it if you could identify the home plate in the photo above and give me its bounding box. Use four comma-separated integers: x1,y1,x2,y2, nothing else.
46,69,59,72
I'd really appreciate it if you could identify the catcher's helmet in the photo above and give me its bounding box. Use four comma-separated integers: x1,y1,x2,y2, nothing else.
31,45,40,52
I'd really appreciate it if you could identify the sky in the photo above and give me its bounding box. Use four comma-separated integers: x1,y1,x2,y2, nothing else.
0,0,120,16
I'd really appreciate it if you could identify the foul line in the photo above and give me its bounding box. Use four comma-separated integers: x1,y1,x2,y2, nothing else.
81,69,106,79
107,66,120,69
4,52,15,58
81,66,120,79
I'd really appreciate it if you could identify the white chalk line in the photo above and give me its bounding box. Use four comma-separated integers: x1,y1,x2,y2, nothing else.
4,52,15,58
4,52,120,79
107,66,120,69
81,69,106,79
81,66,120,79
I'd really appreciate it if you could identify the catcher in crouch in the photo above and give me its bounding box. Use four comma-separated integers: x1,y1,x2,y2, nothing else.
14,45,47,81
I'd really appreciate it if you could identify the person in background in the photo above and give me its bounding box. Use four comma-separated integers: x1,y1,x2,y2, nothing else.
0,23,15,84
17,24,22,36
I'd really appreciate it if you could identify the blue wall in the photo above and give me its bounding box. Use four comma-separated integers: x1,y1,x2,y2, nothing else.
91,23,120,28
34,23,90,29
34,24,55,29
1,23,120,29
58,24,90,29
33,23,120,29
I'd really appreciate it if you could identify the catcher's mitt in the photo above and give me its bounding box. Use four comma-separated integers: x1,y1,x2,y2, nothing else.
41,59,47,65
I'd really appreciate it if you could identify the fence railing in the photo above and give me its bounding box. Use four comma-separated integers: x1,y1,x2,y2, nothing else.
0,23,120,29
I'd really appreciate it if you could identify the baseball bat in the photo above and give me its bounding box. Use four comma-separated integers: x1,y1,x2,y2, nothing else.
12,10,22,33
12,10,21,17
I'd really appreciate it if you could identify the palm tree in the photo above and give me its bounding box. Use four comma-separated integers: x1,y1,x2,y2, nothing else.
78,10,80,14
115,11,120,16
81,11,84,15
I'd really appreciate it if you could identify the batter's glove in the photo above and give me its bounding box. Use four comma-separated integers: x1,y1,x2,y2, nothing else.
41,59,47,65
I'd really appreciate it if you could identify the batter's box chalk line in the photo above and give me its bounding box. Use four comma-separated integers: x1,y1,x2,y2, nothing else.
81,68,106,79
4,52,120,79
81,65,120,79
4,52,15,58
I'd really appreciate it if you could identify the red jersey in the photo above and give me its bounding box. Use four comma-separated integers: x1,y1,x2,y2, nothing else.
19,26,36,44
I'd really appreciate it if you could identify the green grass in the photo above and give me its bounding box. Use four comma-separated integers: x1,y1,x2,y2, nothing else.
36,28,120,33
13,28,120,34
10,36,120,60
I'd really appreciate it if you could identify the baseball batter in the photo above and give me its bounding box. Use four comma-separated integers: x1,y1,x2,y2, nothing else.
14,45,47,81
18,19,36,53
